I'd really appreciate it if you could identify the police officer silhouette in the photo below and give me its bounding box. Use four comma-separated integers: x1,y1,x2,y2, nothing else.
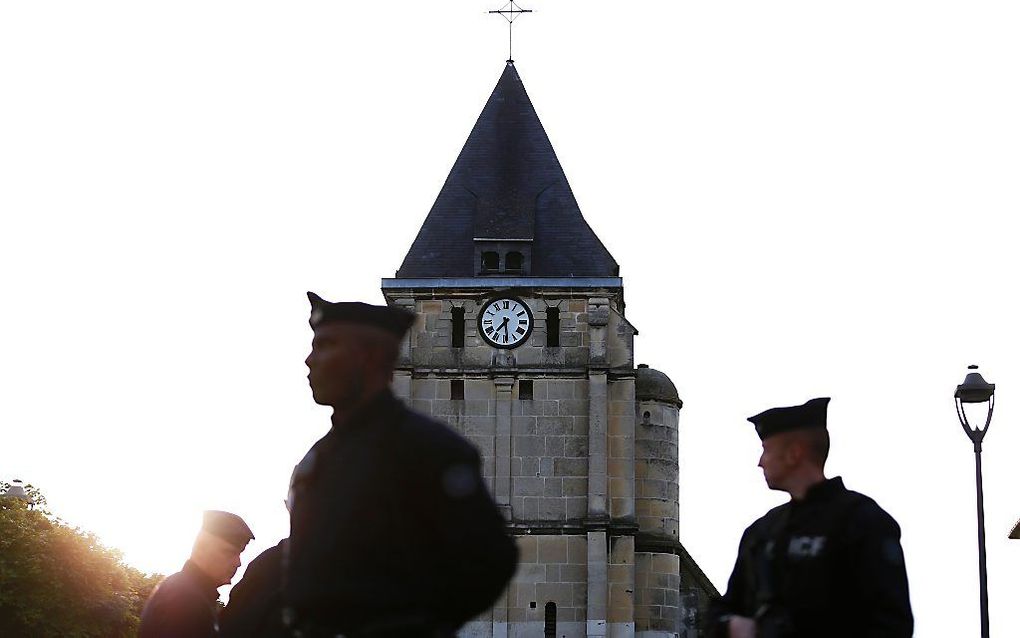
283,294,517,637
710,398,913,638
140,511,253,638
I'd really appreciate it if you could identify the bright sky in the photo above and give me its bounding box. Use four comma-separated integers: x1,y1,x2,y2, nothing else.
2,2,1018,635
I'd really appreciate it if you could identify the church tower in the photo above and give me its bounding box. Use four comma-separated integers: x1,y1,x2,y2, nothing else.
382,62,716,638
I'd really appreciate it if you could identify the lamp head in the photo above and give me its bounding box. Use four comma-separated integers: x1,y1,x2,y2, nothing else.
2,479,35,507
955,365,995,404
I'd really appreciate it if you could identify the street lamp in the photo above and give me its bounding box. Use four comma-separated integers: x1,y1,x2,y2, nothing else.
954,364,995,638
2,479,36,510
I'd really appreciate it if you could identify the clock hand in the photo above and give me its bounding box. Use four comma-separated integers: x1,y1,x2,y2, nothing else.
494,317,510,342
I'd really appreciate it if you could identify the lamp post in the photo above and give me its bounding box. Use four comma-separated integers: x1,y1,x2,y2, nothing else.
954,364,995,638
2,479,36,510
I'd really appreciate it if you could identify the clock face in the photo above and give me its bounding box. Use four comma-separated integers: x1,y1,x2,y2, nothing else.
478,296,533,348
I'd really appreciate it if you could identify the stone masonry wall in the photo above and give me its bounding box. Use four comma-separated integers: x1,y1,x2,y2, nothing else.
402,297,593,370
385,293,634,370
409,376,498,486
384,288,673,638
407,376,591,522
678,570,713,638
608,536,636,632
608,378,636,521
634,399,680,539
511,379,590,521
508,535,589,638
634,553,681,634
606,307,636,370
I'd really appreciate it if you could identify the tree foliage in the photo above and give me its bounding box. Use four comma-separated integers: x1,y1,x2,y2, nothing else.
0,479,48,512
0,486,163,637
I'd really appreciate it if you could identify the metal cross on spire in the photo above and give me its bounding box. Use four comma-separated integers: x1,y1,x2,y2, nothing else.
488,2,533,64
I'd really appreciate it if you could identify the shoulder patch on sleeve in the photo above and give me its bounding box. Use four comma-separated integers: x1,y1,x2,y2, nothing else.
882,538,905,566
442,463,479,498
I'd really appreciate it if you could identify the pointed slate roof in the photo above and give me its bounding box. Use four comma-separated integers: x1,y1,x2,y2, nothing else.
396,62,619,278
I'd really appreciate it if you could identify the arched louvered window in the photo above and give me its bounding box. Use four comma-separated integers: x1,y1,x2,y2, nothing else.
481,251,500,271
505,251,523,271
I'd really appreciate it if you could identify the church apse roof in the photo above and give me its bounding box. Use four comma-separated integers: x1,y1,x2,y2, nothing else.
396,62,619,279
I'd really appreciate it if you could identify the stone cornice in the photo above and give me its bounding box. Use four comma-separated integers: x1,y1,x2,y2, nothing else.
382,277,623,290
508,518,639,536
503,523,719,596
399,367,640,378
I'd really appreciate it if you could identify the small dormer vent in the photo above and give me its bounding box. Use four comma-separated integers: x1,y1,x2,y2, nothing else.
474,239,532,276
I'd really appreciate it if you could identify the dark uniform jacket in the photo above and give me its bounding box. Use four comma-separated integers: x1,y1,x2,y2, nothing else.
285,390,518,636
139,560,220,638
219,540,288,638
710,477,913,638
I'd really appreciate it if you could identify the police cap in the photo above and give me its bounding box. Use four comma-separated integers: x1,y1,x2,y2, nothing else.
748,397,830,440
202,510,254,549
307,291,415,338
